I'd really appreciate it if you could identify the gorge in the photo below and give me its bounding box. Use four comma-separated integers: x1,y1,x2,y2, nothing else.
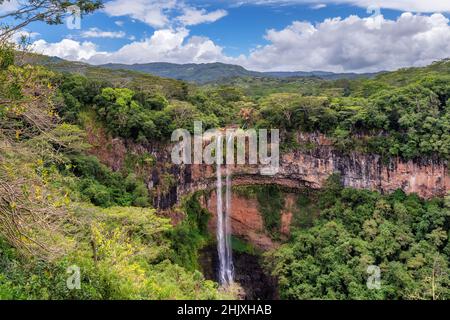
85,127,449,297
85,127,449,243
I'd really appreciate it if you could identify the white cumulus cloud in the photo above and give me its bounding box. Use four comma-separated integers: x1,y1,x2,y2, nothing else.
30,12,450,73
103,0,177,28
242,13,450,72
0,0,19,14
11,30,39,43
86,28,225,65
81,28,126,38
233,0,450,13
103,0,228,28
178,8,228,26
311,4,327,9
32,39,106,61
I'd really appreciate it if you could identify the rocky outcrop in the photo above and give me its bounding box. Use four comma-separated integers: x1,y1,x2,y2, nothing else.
200,191,299,250
202,191,275,249
169,138,448,209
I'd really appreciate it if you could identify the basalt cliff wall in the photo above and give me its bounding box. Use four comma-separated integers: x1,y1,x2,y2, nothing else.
165,135,448,209
86,129,448,248
86,128,449,210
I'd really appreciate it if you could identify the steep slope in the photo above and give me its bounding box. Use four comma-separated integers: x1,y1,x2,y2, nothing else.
21,53,190,98
100,62,262,83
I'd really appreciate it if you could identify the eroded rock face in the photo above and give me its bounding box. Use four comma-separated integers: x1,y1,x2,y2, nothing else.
200,191,300,250
178,147,448,205
86,128,449,208
277,149,448,199
202,192,275,250
168,137,448,247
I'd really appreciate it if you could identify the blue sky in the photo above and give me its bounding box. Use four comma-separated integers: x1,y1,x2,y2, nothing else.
186,3,406,56
2,0,450,72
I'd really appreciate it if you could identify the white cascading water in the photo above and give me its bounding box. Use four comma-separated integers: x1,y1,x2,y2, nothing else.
225,134,233,282
216,134,234,285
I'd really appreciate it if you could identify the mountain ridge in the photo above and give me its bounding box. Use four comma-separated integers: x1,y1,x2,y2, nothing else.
98,61,381,83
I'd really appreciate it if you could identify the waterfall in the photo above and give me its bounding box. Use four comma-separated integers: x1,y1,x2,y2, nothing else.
224,134,234,283
216,134,234,285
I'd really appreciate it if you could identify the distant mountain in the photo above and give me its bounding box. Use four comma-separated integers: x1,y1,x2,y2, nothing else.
22,53,191,99
100,62,262,83
99,62,379,83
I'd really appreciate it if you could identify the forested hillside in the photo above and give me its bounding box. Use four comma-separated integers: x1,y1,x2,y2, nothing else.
262,179,449,299
37,54,450,160
98,61,377,83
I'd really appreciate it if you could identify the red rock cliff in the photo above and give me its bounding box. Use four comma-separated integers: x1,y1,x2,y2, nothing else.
85,127,449,209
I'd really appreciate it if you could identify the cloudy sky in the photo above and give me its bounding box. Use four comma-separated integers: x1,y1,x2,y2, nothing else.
2,0,450,72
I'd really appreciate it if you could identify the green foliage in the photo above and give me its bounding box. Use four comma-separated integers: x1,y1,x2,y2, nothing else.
265,177,450,300
168,193,212,271
51,54,450,161
318,173,343,208
68,155,149,207
123,152,156,172
292,192,318,229
0,46,14,70
57,73,109,122
0,48,233,301
70,86,223,141
29,124,91,164
2,46,450,301
0,62,58,140
101,62,260,84
133,92,169,111
256,185,285,239
0,206,228,300
93,87,158,142
231,236,257,255
216,76,327,98
250,74,450,159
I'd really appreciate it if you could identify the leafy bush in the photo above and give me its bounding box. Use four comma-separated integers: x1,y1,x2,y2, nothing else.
69,155,149,208
168,193,212,271
0,206,229,300
0,46,14,70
